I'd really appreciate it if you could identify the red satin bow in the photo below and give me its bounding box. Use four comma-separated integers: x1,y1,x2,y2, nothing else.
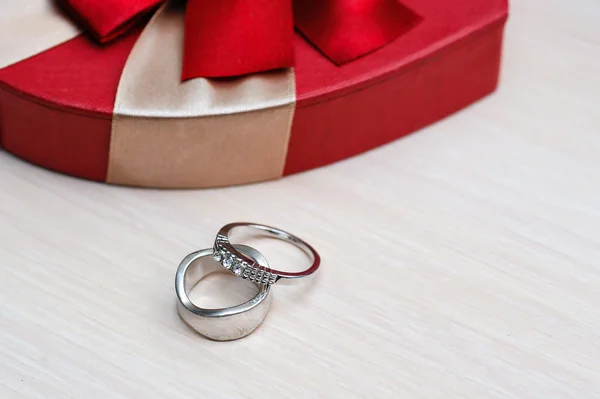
59,0,420,80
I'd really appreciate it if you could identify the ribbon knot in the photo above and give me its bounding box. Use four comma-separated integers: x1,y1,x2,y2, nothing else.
59,0,421,80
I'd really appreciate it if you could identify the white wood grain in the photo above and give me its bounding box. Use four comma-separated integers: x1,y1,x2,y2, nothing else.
1,0,599,397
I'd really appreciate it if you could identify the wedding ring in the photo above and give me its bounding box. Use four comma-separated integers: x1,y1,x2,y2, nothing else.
175,245,272,341
213,222,320,286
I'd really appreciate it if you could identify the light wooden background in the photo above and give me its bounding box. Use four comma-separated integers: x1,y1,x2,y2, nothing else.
1,1,599,397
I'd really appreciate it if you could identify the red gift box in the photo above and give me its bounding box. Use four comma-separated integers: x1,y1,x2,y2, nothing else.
0,0,508,188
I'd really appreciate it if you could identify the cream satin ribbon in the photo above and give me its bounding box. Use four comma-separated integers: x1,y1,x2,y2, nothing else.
108,3,296,188
0,0,80,69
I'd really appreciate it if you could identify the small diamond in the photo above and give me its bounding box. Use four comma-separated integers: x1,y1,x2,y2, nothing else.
222,253,233,269
232,263,243,276
213,250,222,262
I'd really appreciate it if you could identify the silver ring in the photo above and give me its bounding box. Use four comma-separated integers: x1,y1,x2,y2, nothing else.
175,245,272,341
213,222,320,286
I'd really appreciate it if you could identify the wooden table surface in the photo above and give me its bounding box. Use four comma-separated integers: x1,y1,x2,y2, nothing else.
1,1,599,397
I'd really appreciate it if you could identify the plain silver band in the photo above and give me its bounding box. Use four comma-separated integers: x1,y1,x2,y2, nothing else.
214,222,320,285
175,245,272,341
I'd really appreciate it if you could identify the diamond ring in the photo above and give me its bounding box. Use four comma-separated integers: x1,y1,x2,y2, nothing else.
213,222,320,285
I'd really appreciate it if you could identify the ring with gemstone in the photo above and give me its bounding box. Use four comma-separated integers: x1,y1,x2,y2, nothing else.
175,244,272,341
213,222,320,286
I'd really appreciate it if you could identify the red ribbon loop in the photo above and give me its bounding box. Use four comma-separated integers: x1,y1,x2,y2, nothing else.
183,0,295,79
60,0,162,43
294,0,421,65
59,0,420,80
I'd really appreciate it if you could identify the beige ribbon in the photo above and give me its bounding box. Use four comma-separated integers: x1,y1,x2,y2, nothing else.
108,3,296,188
0,0,80,69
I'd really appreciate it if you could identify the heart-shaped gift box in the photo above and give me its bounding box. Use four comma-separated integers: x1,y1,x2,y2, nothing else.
0,0,508,188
